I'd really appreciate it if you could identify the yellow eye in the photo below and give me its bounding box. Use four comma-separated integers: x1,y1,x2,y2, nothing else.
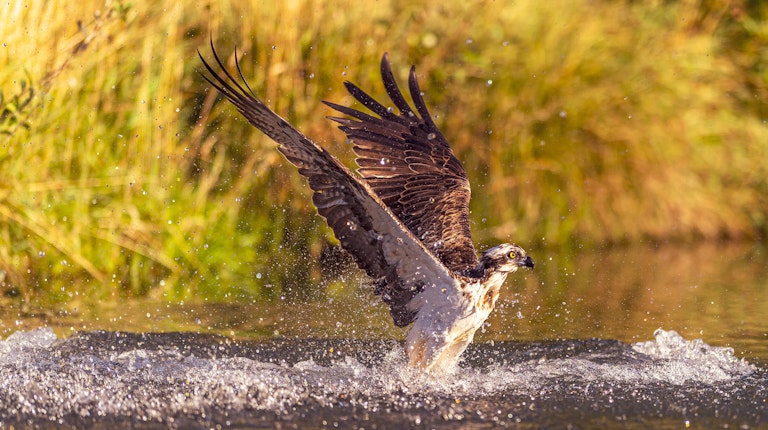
508,251,517,259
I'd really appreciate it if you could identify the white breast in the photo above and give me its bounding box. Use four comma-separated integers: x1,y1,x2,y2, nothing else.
404,271,510,371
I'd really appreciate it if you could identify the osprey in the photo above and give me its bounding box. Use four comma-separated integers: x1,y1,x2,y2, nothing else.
199,43,534,372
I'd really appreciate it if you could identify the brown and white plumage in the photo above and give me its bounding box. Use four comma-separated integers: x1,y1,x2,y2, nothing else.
199,42,533,372
323,56,476,272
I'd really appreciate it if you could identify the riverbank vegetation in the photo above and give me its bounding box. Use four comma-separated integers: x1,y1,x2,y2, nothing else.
1,0,766,301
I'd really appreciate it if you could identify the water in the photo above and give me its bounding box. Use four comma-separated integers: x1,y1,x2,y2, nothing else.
0,328,764,428
0,242,766,427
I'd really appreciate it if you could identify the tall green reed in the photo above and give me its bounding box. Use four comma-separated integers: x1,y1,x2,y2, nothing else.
1,0,766,302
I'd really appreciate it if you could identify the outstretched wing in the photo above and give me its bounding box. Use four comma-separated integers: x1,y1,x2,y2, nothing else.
198,43,460,326
323,54,478,271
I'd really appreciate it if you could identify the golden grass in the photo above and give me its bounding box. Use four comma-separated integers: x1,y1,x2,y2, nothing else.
1,0,766,300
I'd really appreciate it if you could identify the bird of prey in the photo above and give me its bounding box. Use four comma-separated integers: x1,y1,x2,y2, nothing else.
199,42,534,372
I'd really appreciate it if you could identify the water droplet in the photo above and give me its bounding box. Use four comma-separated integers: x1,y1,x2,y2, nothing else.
427,133,436,140
379,158,389,165
38,251,45,257
486,79,493,87
386,106,394,113
559,110,567,118
428,197,435,203
256,272,262,279
346,220,357,231
375,234,384,241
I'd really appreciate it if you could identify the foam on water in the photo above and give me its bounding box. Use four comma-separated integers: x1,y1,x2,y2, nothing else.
0,328,762,426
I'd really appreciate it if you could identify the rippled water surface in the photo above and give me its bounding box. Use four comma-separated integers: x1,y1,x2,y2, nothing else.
0,242,766,428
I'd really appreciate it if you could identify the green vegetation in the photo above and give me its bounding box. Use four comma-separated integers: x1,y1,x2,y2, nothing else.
1,0,766,302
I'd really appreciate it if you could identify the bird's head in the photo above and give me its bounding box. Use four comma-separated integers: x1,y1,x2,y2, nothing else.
479,243,534,274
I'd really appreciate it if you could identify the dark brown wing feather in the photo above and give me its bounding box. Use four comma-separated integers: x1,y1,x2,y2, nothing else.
323,53,478,271
198,43,461,326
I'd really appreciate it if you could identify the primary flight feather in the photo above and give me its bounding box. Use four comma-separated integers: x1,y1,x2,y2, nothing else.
199,42,533,372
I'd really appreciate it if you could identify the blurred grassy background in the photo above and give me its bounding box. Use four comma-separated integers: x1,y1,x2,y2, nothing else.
1,0,766,303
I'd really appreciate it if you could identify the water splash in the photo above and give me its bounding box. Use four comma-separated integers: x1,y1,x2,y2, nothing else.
0,327,57,359
632,328,755,384
0,328,763,427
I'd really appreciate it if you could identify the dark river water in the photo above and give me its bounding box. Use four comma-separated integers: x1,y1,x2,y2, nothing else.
0,242,766,428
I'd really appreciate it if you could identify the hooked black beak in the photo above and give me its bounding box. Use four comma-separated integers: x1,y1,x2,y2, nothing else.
521,255,534,269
